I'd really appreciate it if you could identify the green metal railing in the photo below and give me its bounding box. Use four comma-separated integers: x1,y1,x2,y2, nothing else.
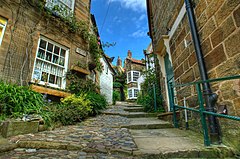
170,75,240,146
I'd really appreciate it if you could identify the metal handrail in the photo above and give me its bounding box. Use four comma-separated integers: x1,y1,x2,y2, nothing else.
170,75,240,146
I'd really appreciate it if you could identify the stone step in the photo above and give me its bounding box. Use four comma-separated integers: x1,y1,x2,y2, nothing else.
131,129,236,158
120,112,157,118
123,107,144,112
121,118,173,129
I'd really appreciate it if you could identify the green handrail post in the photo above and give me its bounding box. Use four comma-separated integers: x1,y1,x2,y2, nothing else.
170,82,178,128
196,83,210,146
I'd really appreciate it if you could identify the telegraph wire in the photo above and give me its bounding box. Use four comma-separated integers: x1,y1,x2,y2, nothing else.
100,0,112,34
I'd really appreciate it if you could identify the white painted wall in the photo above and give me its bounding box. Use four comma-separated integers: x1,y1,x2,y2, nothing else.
100,57,114,105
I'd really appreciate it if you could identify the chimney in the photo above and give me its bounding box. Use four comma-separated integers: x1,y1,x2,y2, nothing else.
117,56,122,67
127,50,132,58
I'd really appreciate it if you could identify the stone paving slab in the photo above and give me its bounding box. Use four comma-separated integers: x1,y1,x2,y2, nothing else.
0,148,137,159
122,118,173,129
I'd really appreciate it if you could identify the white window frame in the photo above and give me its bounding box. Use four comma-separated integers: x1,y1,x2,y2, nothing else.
32,36,69,89
45,0,75,16
0,16,7,46
128,87,139,99
127,71,140,83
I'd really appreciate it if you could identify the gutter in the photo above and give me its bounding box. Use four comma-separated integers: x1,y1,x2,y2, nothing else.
184,0,220,144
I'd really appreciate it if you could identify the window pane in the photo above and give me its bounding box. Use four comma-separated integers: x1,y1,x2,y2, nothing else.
53,55,59,64
40,39,47,49
59,57,65,66
60,49,66,57
37,49,45,59
47,43,53,52
49,74,55,84
41,72,49,82
54,46,60,55
46,52,52,62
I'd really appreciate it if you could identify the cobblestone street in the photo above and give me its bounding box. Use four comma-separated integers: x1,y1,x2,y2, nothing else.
0,103,137,159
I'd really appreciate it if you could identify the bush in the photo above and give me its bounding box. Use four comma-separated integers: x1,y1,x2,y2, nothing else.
0,81,44,119
52,94,92,125
112,90,120,105
86,92,107,115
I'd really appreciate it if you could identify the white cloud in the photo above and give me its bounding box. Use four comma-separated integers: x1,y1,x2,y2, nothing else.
130,28,147,38
111,0,146,12
113,16,122,23
139,14,146,21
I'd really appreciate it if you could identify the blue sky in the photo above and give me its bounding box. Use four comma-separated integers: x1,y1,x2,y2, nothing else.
91,0,151,65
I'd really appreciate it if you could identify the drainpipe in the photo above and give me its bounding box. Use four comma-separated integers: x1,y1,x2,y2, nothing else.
184,0,220,144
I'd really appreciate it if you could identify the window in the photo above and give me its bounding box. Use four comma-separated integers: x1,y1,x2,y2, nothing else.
132,71,140,82
127,71,131,83
0,16,7,46
32,37,69,89
127,71,140,83
134,89,138,97
128,88,139,99
45,0,75,17
128,89,133,98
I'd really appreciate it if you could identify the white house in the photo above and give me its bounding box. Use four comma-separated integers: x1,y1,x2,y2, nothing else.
99,54,115,105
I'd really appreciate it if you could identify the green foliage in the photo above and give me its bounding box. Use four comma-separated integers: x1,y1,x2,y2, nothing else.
89,34,102,72
86,92,107,115
0,81,44,118
53,94,92,125
112,90,120,105
113,82,122,88
137,68,164,113
66,72,99,95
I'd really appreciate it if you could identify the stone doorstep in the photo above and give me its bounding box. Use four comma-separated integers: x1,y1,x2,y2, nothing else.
16,140,135,156
132,147,236,158
121,123,173,129
123,107,144,112
120,113,158,118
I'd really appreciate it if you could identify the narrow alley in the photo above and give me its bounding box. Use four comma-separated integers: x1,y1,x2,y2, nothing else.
0,102,236,158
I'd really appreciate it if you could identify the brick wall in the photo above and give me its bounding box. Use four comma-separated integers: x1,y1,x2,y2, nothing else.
0,0,91,86
148,0,240,150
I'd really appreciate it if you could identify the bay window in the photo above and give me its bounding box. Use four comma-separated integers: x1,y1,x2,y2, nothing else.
127,71,140,83
128,88,139,99
32,37,69,89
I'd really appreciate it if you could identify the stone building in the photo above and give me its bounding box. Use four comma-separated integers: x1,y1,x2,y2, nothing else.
124,50,145,100
0,0,95,98
147,0,240,149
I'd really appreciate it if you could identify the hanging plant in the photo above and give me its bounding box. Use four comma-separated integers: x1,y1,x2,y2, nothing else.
88,62,97,70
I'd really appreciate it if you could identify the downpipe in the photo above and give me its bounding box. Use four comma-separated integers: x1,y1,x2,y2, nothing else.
184,0,221,144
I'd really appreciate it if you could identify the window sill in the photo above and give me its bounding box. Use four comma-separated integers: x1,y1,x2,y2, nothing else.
71,65,90,75
30,84,71,98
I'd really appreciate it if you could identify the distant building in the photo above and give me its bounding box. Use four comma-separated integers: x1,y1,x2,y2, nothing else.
124,50,145,100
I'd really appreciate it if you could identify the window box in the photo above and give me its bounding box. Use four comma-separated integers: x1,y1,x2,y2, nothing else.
30,84,71,97
71,65,90,75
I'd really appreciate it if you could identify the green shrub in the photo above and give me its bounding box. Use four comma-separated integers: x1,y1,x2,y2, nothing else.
112,90,120,105
86,92,107,115
53,94,92,125
0,81,44,118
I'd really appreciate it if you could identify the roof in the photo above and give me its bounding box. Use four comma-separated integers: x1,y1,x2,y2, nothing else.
126,57,145,65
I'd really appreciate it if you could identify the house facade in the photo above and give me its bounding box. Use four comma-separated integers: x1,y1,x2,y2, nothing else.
99,54,115,105
147,0,240,149
124,50,145,100
0,0,94,98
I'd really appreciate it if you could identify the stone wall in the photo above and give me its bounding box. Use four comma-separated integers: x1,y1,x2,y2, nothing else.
0,0,91,86
148,0,240,150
